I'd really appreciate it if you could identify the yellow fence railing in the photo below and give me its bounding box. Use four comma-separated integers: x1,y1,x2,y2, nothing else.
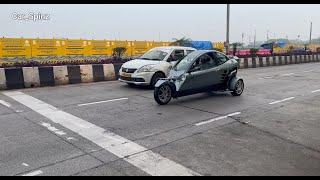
0,38,172,58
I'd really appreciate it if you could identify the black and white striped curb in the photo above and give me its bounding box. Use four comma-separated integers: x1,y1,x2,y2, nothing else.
0,64,121,90
237,54,320,69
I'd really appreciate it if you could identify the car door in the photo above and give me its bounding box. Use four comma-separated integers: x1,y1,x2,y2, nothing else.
210,52,231,85
179,53,221,92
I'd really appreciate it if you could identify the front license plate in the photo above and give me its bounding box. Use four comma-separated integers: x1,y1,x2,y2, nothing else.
122,73,131,78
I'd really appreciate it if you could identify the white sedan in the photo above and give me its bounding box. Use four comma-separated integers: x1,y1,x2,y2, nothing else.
119,46,196,87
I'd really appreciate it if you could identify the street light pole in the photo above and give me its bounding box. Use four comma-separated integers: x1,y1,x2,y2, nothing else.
226,4,230,54
309,22,313,45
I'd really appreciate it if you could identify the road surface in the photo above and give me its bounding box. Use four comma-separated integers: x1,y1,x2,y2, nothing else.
0,62,320,176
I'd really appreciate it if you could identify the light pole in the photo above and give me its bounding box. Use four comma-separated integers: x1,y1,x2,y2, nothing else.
226,4,230,54
309,22,313,45
254,29,256,48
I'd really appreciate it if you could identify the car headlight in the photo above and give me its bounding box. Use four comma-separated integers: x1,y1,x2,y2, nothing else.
137,64,156,73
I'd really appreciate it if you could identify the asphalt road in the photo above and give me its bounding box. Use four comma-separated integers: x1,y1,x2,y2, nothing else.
0,62,320,176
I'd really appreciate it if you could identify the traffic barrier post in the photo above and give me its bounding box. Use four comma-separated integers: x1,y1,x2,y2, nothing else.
92,64,105,82
5,67,25,89
22,67,40,88
38,66,55,87
0,68,6,90
53,66,69,85
67,65,81,84
103,64,116,81
80,65,93,83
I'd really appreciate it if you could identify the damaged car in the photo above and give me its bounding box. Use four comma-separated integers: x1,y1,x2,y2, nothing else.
153,50,244,105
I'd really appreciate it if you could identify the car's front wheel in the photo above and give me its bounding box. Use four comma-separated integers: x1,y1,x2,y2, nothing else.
154,84,172,105
231,79,244,96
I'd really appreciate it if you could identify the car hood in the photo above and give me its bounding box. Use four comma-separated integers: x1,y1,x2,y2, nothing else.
122,59,162,69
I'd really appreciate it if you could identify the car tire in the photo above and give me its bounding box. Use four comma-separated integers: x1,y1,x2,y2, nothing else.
231,79,244,96
154,84,172,105
150,72,165,88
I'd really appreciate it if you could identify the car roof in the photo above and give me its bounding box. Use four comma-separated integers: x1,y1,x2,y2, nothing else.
151,46,196,51
189,50,224,56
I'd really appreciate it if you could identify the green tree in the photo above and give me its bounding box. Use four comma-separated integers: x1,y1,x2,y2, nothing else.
250,48,259,57
112,47,127,58
230,42,243,55
170,37,192,47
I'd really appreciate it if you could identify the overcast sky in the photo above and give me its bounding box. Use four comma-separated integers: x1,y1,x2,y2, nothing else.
0,4,319,43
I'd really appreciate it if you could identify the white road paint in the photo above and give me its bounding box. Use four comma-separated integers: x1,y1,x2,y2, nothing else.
41,122,67,136
304,70,314,73
282,73,295,76
0,100,11,108
22,170,43,176
269,97,295,105
21,163,30,167
196,112,241,126
4,91,200,176
311,89,320,93
77,97,129,107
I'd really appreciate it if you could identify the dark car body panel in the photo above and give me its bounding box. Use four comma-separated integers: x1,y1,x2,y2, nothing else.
155,50,240,98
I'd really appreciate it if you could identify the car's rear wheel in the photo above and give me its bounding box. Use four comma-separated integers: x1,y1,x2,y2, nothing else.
154,84,172,105
231,79,244,96
150,72,165,88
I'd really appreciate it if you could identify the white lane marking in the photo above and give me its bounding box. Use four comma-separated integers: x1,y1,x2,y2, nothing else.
304,70,314,73
282,73,295,76
269,97,295,105
22,170,43,176
22,163,30,167
0,100,11,107
41,122,67,136
78,98,129,107
311,89,320,93
4,91,200,176
196,112,241,126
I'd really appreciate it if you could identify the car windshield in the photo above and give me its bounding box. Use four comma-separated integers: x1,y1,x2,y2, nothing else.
140,49,168,61
174,51,201,71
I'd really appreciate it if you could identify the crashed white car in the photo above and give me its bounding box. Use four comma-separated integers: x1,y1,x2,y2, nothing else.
119,46,196,87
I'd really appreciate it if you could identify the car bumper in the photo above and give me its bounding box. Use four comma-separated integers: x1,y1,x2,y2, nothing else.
119,71,155,85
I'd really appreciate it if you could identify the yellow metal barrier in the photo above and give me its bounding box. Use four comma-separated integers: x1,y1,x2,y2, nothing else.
0,38,229,58
0,38,32,58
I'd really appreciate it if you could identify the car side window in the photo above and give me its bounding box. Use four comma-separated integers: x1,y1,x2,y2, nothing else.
168,50,185,62
189,54,216,72
213,52,229,65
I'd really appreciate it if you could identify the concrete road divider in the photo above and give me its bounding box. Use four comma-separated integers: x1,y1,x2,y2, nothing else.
0,68,6,89
103,64,116,81
5,67,25,89
247,58,252,68
23,67,40,88
80,65,93,83
113,64,122,79
67,65,81,84
92,64,105,82
38,66,55,87
53,66,69,85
